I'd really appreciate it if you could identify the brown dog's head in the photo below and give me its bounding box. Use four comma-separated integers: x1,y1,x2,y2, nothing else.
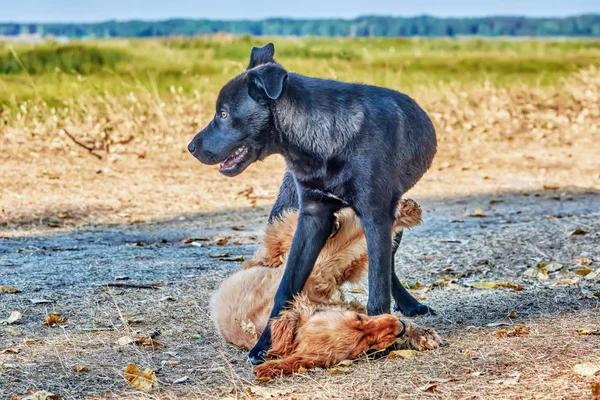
269,297,402,365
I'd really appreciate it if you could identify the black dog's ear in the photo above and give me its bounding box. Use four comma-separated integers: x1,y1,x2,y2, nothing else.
248,43,275,69
248,64,288,100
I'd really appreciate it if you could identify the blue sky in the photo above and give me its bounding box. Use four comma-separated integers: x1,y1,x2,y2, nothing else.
3,0,600,23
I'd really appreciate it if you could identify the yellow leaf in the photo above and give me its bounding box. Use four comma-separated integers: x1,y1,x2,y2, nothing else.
522,268,549,280
495,329,508,338
389,350,417,359
471,281,496,289
576,329,600,336
117,336,135,346
337,359,353,367
544,262,563,272
466,207,486,217
22,391,59,400
124,364,160,391
575,267,593,276
3,327,23,336
74,365,90,372
1,348,21,354
43,314,67,326
0,286,21,293
25,339,42,345
570,229,589,236
1,311,22,325
573,363,600,377
117,335,165,347
255,376,272,383
495,282,525,291
328,366,350,374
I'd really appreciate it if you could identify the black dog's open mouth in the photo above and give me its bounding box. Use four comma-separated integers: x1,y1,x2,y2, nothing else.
218,145,251,175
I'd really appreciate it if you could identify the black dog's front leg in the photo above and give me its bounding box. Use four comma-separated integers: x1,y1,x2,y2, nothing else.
248,198,340,365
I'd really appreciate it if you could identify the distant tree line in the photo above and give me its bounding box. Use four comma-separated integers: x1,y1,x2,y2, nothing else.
2,15,600,38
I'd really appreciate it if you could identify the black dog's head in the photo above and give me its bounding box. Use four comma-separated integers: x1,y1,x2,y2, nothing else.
188,43,288,177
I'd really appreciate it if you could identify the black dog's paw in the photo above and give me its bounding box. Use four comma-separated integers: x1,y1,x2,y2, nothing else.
248,348,268,365
394,302,436,317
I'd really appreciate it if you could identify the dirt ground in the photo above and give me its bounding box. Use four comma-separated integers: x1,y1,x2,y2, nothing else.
2,69,600,399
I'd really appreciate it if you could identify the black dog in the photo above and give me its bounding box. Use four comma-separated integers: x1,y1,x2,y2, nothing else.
188,43,437,365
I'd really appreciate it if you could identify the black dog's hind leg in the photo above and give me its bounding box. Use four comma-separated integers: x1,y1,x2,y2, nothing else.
268,172,299,223
391,230,435,316
248,191,343,365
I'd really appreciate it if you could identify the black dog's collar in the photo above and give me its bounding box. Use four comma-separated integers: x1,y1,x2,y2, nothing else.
398,319,406,337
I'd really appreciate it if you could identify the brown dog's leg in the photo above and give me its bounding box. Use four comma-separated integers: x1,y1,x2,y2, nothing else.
255,355,316,378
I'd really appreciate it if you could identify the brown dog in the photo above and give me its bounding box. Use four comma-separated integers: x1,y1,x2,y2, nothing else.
210,200,440,377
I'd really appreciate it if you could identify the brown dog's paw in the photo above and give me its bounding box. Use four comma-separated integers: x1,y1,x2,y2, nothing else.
254,363,282,379
396,322,442,351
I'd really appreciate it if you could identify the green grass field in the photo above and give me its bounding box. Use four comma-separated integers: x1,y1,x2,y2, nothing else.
2,36,600,108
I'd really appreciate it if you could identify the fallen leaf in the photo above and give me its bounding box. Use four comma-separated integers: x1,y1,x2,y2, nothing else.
1,348,21,354
25,339,41,345
74,365,90,372
579,258,592,267
466,207,486,217
43,314,67,326
570,229,589,236
297,366,308,374
337,359,353,367
575,267,594,276
238,320,258,339
585,269,600,280
389,350,417,359
349,286,367,294
573,363,600,377
418,383,437,392
495,329,508,338
495,282,525,291
508,325,530,336
489,199,502,205
0,286,21,293
543,185,559,190
21,391,59,400
1,311,22,325
220,255,245,262
184,237,209,244
522,268,549,280
3,327,23,336
216,238,228,246
124,364,160,391
471,281,496,289
507,310,517,319
544,262,563,272
231,226,245,231
30,298,54,304
117,336,165,347
255,376,272,383
577,329,600,336
328,367,350,375
165,360,179,365
173,376,190,384
208,253,229,258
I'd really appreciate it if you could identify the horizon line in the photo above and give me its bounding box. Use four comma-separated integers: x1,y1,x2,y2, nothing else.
2,13,599,26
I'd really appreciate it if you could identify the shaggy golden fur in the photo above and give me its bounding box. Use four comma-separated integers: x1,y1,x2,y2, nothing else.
210,199,441,377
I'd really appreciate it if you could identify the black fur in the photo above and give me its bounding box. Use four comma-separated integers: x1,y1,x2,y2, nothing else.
188,43,437,365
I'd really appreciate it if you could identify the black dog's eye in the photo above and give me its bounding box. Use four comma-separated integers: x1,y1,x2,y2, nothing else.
220,111,228,119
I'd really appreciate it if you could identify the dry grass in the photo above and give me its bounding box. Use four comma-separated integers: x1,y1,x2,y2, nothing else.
1,66,599,233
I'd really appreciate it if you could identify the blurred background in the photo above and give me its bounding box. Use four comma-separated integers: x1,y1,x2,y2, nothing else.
1,2,599,399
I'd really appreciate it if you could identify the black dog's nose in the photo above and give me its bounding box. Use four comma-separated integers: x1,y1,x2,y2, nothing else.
187,142,196,154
